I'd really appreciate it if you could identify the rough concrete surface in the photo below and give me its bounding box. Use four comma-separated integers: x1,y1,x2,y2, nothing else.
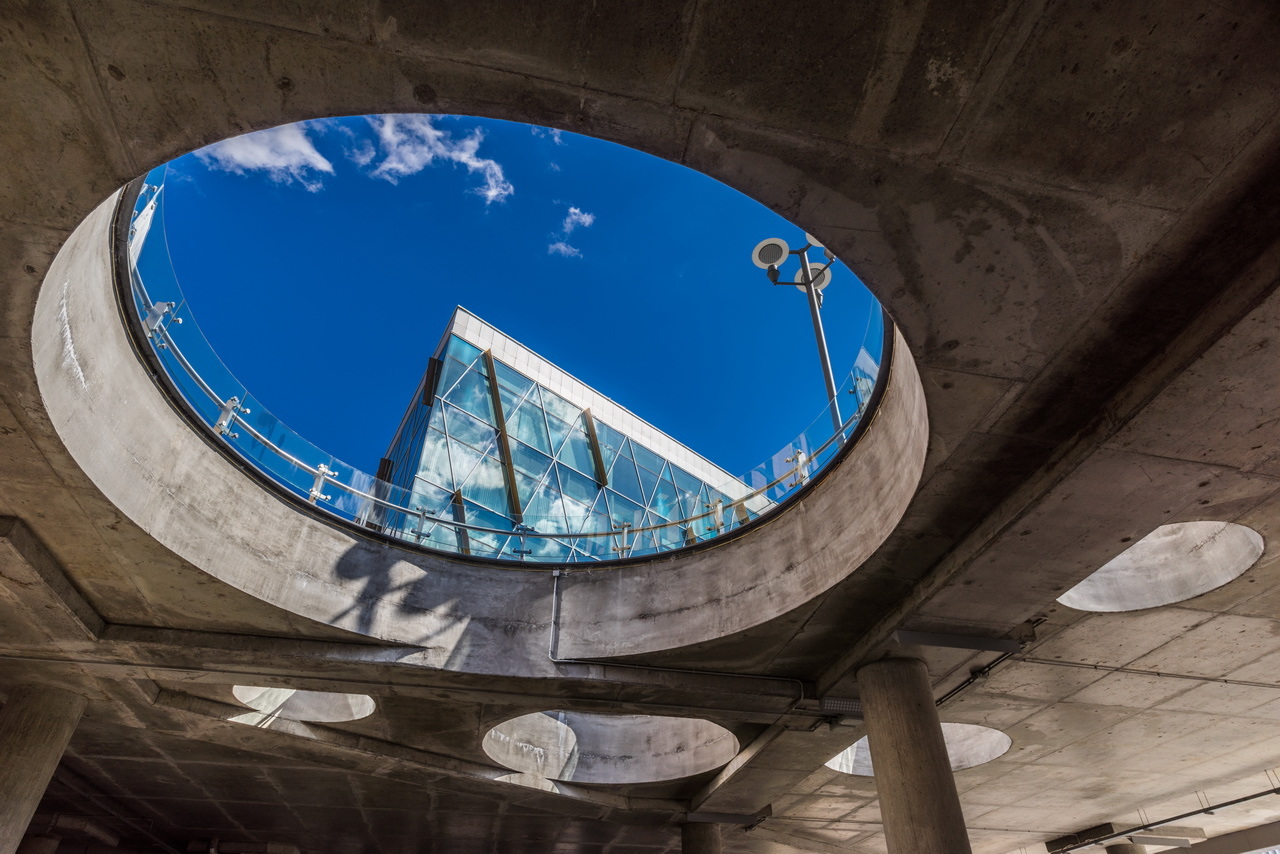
2,2,1280,854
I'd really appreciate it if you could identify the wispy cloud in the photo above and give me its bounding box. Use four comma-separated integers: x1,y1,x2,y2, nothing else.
562,206,595,235
348,139,376,168
547,241,582,258
546,204,596,258
194,124,334,191
366,115,514,203
531,126,565,145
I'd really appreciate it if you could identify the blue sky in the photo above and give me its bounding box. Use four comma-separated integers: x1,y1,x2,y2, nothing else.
161,115,881,475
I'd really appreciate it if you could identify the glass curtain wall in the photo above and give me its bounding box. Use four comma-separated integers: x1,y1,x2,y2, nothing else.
383,332,739,562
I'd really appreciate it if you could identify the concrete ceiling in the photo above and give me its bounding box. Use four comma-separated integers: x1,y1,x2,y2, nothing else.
3,2,1280,854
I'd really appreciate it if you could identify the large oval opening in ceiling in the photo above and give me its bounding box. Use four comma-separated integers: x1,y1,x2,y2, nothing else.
126,115,891,564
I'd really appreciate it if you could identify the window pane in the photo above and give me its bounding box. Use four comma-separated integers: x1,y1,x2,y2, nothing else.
435,356,470,402
557,425,597,478
539,387,580,425
510,439,553,482
561,492,592,534
448,439,483,489
509,399,551,454
545,412,573,456
416,428,453,488
525,477,569,534
605,492,644,529
650,473,681,521
462,500,513,556
459,454,510,514
409,478,453,517
594,420,624,474
556,463,600,508
444,403,498,455
445,368,496,424
631,441,665,477
444,335,482,367
609,456,645,505
493,361,535,399
636,464,660,506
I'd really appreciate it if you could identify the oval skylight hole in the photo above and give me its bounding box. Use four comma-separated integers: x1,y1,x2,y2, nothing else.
231,686,376,723
125,115,891,564
483,710,738,785
826,723,1011,776
1057,521,1264,612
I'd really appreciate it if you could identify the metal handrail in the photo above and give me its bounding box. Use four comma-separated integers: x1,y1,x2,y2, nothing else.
123,171,885,560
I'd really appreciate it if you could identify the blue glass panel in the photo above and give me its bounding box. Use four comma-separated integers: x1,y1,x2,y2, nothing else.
459,453,510,515
416,428,453,488
510,439,553,482
525,536,574,561
573,537,611,560
444,335,482,367
420,519,461,553
557,425,597,478
631,442,665,477
493,360,535,399
609,456,645,505
636,464,660,506
646,511,684,549
667,467,701,518
445,368,496,425
545,412,574,457
594,421,623,474
447,439,483,489
461,500,513,556
555,463,600,508
514,470,543,513
444,402,499,455
650,471,681,521
561,492,592,534
410,478,454,516
604,492,644,529
427,404,446,433
436,356,469,400
539,386,580,425
525,477,569,534
508,399,551,454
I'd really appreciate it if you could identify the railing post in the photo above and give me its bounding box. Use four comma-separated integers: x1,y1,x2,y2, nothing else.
308,464,334,504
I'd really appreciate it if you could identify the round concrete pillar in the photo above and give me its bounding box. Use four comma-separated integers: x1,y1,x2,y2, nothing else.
857,657,972,854
1105,844,1146,854
0,685,86,854
682,823,721,854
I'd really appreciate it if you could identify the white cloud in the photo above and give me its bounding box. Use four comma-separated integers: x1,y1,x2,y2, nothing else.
547,204,595,258
348,139,376,168
366,115,514,203
547,241,582,258
531,126,565,145
562,206,595,235
195,124,334,192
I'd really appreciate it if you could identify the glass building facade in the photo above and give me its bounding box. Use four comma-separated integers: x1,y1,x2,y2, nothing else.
381,308,762,562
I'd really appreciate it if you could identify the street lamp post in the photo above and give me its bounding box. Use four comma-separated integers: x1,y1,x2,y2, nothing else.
752,234,843,433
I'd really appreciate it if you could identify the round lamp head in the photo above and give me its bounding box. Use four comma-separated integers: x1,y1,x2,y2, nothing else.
804,232,824,248
752,237,790,269
794,264,833,293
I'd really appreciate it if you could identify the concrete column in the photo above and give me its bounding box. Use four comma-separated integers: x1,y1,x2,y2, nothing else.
857,657,971,854
682,823,721,854
0,685,86,854
1105,845,1146,854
